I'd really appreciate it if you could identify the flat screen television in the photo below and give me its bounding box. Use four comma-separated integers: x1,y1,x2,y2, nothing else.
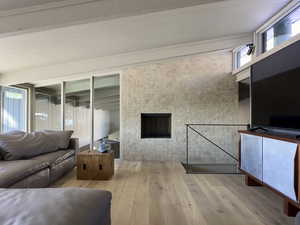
251,40,300,131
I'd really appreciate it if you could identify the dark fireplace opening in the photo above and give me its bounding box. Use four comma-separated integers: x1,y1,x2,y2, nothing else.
141,113,171,138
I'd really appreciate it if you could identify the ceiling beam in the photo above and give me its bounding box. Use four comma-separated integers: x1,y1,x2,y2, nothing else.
0,0,227,38
0,0,104,17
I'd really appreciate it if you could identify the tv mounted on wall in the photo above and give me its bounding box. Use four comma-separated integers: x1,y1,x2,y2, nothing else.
251,40,300,131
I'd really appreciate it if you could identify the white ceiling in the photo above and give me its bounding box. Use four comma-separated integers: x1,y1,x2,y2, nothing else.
0,0,224,12
0,0,67,11
0,0,229,36
0,0,290,74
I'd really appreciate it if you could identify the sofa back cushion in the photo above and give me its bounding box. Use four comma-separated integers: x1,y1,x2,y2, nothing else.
0,130,73,160
43,130,73,149
0,131,24,161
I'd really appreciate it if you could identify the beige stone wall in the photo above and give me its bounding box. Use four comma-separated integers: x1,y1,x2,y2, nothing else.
121,51,246,162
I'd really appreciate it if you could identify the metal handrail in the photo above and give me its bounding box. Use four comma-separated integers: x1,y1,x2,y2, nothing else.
185,123,248,171
186,123,248,126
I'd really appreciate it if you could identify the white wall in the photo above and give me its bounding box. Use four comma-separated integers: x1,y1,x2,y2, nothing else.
94,109,110,141
35,95,60,131
65,103,91,147
94,109,120,140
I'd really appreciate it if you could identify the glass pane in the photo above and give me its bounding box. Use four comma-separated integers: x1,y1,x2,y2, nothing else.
35,84,61,131
237,46,251,68
65,79,90,150
1,86,27,133
263,6,300,52
264,28,274,52
93,75,120,157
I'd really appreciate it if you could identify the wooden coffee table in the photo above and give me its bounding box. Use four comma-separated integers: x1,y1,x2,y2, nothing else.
77,150,114,180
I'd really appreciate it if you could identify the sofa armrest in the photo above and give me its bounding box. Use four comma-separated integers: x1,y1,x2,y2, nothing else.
296,212,300,225
69,138,80,155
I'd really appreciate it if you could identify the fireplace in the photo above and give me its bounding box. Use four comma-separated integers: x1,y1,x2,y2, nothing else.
141,113,171,138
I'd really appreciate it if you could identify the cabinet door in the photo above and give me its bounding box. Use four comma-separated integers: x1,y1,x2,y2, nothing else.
240,134,263,180
263,137,297,201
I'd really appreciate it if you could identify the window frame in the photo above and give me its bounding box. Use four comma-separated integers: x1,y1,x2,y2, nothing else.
254,0,300,56
232,44,253,70
0,85,29,133
33,73,121,152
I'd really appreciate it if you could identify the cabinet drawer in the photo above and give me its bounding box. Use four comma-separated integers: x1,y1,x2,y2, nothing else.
263,137,297,201
240,134,263,180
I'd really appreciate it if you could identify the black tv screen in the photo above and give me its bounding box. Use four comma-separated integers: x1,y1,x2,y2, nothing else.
251,40,300,130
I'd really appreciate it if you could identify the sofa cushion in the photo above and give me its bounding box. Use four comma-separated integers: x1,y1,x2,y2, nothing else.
10,168,50,188
0,131,26,159
0,160,49,187
0,131,65,160
32,150,75,167
0,188,112,225
296,212,300,225
50,157,75,184
43,130,74,149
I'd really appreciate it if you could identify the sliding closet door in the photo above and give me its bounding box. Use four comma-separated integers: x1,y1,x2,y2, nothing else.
65,79,91,150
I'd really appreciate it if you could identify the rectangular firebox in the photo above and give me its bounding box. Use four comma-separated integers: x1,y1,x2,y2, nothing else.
141,113,171,138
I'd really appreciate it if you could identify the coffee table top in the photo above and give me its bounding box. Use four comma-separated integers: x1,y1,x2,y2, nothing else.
78,150,113,156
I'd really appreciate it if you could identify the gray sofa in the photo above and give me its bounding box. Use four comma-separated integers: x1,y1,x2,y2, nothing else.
0,188,112,225
0,131,112,225
0,138,79,188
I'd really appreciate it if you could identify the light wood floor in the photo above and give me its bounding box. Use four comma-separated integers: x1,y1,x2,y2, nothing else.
54,161,294,225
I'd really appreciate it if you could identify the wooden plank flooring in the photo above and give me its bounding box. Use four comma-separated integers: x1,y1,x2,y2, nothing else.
53,161,295,225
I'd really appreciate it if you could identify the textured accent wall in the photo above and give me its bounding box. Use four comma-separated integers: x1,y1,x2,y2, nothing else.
121,51,245,161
